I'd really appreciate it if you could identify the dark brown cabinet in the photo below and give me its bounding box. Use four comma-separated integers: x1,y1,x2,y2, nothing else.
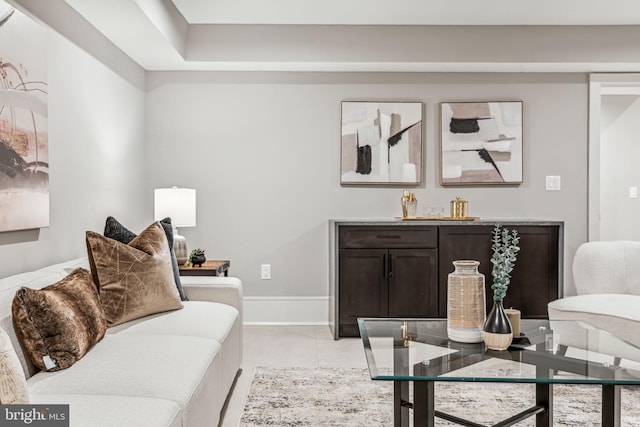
338,226,438,337
332,221,563,338
438,225,560,319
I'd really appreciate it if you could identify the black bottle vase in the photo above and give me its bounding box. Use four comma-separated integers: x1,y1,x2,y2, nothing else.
483,300,513,350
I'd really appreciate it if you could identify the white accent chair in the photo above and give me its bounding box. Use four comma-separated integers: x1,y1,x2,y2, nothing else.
547,240,640,349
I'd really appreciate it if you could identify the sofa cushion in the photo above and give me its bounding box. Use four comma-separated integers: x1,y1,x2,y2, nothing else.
108,301,239,341
0,327,29,403
30,393,181,427
27,334,221,426
108,300,243,413
11,268,107,372
104,216,187,301
86,222,183,326
548,293,640,347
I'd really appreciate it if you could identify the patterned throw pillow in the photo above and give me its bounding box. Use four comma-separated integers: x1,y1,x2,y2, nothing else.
104,216,188,301
12,268,107,371
0,327,29,403
87,221,183,326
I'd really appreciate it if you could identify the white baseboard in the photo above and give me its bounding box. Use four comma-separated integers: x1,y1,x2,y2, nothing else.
243,296,329,325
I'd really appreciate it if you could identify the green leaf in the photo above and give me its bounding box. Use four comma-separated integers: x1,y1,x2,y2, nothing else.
490,224,520,301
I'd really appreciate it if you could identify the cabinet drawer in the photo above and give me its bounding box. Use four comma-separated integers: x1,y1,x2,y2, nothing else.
339,226,437,248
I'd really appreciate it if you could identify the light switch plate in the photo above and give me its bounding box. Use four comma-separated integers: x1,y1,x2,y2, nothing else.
630,186,638,199
545,175,561,191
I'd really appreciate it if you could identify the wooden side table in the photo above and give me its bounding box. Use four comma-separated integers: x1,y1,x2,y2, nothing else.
179,260,230,277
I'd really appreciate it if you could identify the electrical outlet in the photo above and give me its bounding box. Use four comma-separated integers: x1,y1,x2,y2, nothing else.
261,264,271,280
630,186,638,199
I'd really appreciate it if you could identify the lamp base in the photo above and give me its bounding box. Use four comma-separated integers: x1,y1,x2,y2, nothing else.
173,229,188,265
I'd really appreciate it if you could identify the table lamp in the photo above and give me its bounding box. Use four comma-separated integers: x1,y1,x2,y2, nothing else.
154,187,196,264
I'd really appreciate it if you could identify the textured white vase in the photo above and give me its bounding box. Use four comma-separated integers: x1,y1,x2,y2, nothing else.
447,260,486,343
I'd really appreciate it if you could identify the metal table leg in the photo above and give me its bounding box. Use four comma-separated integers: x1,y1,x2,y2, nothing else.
602,384,621,427
413,380,434,427
535,383,552,427
394,381,410,427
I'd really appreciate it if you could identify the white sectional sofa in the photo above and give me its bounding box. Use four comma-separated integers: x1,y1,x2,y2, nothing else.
0,257,243,427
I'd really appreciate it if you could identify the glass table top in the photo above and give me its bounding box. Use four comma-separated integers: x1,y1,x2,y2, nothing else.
358,318,640,385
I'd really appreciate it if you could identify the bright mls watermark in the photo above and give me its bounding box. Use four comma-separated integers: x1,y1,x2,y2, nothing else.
0,405,69,426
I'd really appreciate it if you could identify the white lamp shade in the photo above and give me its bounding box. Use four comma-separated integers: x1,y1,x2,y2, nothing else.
154,187,196,227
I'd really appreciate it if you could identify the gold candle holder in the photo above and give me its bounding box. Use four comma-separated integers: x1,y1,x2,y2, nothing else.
402,190,417,218
450,197,468,219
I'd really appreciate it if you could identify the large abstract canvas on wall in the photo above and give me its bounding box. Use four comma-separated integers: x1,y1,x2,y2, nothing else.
0,1,48,232
440,101,522,185
341,101,423,185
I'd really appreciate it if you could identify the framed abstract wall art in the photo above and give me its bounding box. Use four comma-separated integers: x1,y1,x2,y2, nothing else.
341,101,423,185
0,1,49,232
440,101,523,186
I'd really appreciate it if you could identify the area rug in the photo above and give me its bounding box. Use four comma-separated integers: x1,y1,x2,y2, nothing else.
240,367,640,426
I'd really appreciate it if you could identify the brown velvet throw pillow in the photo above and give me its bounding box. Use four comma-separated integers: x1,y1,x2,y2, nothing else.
86,221,183,326
12,268,107,372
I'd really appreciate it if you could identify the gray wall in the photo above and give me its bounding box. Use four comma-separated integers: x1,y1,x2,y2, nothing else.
146,72,588,298
0,18,147,278
600,95,640,240
0,2,605,322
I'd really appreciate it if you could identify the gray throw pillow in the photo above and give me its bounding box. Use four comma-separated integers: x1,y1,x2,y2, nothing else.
103,216,188,301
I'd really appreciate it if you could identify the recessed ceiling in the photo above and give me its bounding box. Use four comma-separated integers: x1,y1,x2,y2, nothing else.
170,0,640,26
50,0,640,72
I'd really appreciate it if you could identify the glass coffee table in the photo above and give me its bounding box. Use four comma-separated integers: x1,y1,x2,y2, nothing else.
358,318,640,427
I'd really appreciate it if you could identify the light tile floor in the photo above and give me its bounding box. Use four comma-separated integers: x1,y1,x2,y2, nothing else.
219,325,367,426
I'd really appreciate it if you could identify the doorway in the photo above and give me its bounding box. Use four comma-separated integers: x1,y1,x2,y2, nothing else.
588,73,640,240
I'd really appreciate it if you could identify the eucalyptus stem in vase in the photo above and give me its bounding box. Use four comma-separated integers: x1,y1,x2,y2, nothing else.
483,224,520,350
490,225,521,302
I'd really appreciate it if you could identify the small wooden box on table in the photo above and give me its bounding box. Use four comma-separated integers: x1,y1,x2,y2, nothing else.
179,260,230,277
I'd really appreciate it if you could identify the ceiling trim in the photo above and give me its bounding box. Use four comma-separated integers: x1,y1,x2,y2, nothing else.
171,0,640,26
143,61,640,73
135,0,187,57
18,0,640,72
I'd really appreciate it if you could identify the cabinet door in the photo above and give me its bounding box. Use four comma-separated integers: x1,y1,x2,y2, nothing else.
338,248,388,337
438,225,560,318
438,226,493,317
388,248,438,317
